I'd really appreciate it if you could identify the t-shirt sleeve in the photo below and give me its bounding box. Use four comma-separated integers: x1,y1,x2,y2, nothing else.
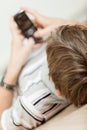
1,83,68,130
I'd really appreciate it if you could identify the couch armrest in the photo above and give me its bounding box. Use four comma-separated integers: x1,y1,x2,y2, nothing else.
35,105,87,130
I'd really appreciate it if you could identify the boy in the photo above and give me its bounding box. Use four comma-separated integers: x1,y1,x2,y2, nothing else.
0,19,68,130
0,8,87,130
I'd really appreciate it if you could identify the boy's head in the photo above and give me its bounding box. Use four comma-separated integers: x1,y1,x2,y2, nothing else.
46,25,87,107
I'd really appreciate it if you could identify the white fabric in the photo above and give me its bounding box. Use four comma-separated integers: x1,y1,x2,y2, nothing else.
1,43,68,130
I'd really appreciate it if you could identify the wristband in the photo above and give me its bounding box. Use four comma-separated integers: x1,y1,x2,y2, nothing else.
0,76,15,90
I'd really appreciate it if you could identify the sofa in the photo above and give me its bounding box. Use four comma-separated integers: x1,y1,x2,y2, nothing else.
35,104,87,130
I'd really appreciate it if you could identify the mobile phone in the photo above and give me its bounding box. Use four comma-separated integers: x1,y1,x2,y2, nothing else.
14,10,42,43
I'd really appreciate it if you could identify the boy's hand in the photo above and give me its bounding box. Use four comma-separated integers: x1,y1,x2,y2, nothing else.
22,7,58,38
22,7,81,39
4,17,40,85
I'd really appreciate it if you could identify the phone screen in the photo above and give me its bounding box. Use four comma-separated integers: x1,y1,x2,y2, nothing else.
14,11,33,31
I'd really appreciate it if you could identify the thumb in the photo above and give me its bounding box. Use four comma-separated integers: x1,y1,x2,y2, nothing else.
34,27,53,38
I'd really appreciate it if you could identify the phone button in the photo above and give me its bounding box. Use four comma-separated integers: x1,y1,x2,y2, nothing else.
28,28,34,35
24,26,37,38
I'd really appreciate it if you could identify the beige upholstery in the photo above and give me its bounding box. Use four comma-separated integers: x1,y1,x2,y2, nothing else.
35,104,87,130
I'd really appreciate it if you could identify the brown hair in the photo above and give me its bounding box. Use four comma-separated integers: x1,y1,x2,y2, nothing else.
46,25,87,107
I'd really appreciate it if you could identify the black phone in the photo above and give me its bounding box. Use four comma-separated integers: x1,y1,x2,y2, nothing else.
14,10,42,43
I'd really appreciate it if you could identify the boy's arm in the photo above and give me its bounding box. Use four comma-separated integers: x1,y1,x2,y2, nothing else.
0,122,2,130
0,88,13,130
0,87,13,118
0,72,16,130
22,7,87,38
35,17,87,38
0,16,40,118
0,62,22,130
0,17,42,130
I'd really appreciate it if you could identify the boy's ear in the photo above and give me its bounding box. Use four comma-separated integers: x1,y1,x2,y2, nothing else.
56,89,62,96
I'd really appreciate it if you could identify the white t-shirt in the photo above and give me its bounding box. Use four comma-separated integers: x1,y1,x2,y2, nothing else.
1,43,68,130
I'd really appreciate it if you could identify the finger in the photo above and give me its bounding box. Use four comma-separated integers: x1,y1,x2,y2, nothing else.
21,7,40,18
20,35,25,41
17,29,21,34
10,17,18,37
32,19,37,26
33,43,43,49
34,27,52,38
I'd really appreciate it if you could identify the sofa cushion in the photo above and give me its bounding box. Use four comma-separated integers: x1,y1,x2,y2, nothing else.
35,104,87,130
